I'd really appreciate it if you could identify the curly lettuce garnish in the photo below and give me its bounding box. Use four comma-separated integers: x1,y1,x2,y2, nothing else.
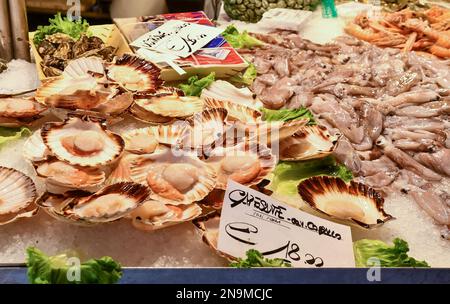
222,25,264,49
33,13,90,46
179,72,216,97
230,63,257,86
230,249,291,268
261,108,316,125
268,156,353,196
26,247,122,284
0,126,31,147
354,238,429,268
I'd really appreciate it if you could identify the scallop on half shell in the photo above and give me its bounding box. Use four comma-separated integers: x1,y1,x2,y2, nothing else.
132,95,204,120
41,113,125,167
279,125,339,161
122,122,188,155
130,200,202,232
0,167,38,225
128,149,217,205
36,160,106,194
106,54,163,92
206,141,276,190
203,97,261,123
298,176,394,229
36,182,150,225
0,98,47,127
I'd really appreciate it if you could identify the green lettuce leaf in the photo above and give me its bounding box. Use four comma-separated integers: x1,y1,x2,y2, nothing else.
230,249,291,268
179,72,215,97
353,238,429,268
268,156,353,196
261,108,316,125
33,13,90,46
0,126,31,147
26,247,122,284
222,25,264,49
229,63,257,86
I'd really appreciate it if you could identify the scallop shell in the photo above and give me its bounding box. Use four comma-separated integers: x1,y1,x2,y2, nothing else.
36,160,106,194
0,167,37,222
41,113,125,167
206,141,276,190
130,200,202,232
180,108,230,149
134,95,204,118
23,130,50,163
106,54,163,92
280,125,339,161
129,149,217,205
63,57,105,79
193,214,234,261
105,153,135,185
122,122,188,154
37,182,150,225
201,80,263,110
0,98,46,118
203,97,261,123
233,119,309,147
298,176,394,229
35,75,100,105
129,102,176,124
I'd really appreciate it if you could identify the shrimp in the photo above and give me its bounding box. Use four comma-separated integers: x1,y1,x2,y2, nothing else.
344,22,383,42
430,44,450,58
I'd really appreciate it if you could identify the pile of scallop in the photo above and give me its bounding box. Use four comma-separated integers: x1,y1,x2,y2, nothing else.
0,52,400,256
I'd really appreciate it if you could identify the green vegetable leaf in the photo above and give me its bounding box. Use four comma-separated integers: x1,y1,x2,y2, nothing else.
26,247,122,284
0,126,31,147
353,238,429,268
178,72,215,96
261,108,316,125
230,249,291,268
33,13,90,46
268,156,353,196
229,63,257,86
222,25,264,49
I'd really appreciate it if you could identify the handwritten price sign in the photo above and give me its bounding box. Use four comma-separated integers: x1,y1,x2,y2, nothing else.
131,20,222,58
218,180,355,267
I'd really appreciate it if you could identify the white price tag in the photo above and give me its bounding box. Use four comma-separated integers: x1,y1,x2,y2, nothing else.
131,20,223,58
218,180,355,267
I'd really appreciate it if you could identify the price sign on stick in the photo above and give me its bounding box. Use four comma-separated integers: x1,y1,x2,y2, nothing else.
131,20,223,58
218,180,355,267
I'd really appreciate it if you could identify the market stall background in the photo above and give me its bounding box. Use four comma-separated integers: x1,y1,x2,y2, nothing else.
0,0,449,274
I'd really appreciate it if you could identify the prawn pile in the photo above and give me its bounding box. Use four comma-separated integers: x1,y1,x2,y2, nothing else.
344,6,450,58
245,32,450,238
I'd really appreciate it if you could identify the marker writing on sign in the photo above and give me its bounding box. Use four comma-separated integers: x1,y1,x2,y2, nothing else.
228,189,286,220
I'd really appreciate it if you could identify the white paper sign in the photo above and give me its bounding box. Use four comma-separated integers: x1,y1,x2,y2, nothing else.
131,20,222,58
218,180,355,268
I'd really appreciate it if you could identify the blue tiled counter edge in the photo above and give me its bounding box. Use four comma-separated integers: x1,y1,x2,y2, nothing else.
1,267,449,284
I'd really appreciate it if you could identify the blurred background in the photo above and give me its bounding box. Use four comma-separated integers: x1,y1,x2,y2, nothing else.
26,0,222,30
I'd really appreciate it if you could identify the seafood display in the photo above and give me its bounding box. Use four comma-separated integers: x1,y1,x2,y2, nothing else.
1,7,450,270
245,31,449,238
345,6,450,58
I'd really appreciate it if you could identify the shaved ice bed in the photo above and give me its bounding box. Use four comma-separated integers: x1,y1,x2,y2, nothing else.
0,123,448,267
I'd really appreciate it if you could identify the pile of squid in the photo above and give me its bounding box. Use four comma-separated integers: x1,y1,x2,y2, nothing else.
345,6,450,58
245,32,450,239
